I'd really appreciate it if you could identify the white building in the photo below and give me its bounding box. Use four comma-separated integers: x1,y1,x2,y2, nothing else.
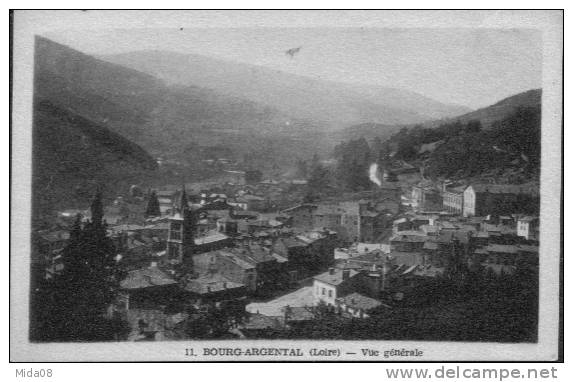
517,216,539,241
313,268,360,306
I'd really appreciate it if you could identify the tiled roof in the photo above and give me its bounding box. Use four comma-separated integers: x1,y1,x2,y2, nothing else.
421,224,439,232
271,253,288,263
438,221,458,230
231,246,276,264
314,203,350,215
184,275,244,294
194,231,230,245
336,292,384,311
281,237,307,248
423,241,438,250
218,251,256,270
391,234,428,243
120,267,176,290
390,251,425,267
313,269,360,286
469,183,540,195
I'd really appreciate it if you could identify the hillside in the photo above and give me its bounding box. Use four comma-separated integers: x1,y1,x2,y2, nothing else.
333,88,542,187
34,36,166,150
100,50,470,128
340,89,541,143
428,89,542,129
35,37,331,160
33,36,339,225
32,98,158,226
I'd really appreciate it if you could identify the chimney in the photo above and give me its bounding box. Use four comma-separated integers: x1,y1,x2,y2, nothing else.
329,267,335,275
342,269,350,280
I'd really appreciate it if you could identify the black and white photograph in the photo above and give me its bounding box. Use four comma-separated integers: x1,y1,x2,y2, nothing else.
10,9,563,363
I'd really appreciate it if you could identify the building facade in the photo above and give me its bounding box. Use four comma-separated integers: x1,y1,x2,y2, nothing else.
463,184,539,217
442,185,466,214
313,268,360,306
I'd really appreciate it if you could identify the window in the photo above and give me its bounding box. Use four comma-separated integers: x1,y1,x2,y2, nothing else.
322,288,326,296
170,222,182,240
168,246,179,259
289,271,298,282
328,290,332,298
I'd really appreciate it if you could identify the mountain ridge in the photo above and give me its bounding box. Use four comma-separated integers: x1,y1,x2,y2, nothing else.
99,49,472,127
339,88,541,142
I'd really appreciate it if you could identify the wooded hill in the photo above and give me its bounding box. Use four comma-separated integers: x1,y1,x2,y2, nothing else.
334,89,541,185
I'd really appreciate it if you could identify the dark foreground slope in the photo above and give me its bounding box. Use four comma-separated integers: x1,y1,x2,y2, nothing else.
32,98,157,227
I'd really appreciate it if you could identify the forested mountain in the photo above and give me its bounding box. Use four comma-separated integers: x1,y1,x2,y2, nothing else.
333,89,542,188
339,89,541,142
32,98,158,226
437,89,541,129
33,35,540,223
32,37,326,223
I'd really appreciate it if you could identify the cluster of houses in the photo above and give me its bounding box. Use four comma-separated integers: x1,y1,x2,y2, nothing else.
282,185,402,245
34,183,340,340
31,170,541,340
412,180,540,218
258,180,541,326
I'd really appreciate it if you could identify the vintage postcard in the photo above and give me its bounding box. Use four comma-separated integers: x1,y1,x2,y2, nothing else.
10,10,563,362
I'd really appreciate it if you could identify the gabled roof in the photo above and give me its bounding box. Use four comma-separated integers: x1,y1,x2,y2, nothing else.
271,253,288,263
184,274,244,294
120,267,176,290
218,250,256,270
231,246,276,264
314,269,360,286
280,237,307,248
391,234,428,243
194,231,230,245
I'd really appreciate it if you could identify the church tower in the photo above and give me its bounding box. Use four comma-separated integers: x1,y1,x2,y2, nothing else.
166,186,196,265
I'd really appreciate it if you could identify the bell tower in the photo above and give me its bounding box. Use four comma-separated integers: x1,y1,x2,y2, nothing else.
166,186,195,265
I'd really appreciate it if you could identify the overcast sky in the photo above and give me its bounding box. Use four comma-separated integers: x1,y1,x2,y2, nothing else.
45,27,542,110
